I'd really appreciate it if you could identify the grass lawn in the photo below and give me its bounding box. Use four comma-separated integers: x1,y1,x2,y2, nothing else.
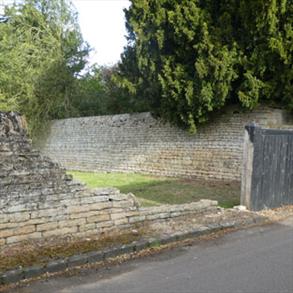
68,171,240,208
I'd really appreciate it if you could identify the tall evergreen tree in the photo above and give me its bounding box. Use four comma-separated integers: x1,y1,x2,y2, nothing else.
120,0,292,131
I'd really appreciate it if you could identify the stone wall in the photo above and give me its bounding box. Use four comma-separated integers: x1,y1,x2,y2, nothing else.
39,107,291,181
0,112,217,248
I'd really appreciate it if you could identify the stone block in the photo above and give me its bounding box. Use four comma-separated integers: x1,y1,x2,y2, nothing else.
4,212,30,223
119,244,135,254
42,226,77,238
0,229,15,239
66,205,91,214
109,194,128,201
128,215,146,224
69,210,98,219
67,254,88,268
133,240,149,252
0,225,36,239
112,200,133,208
170,211,183,217
46,259,67,273
96,220,114,229
110,213,127,221
5,204,28,213
79,195,109,204
146,213,170,221
67,202,112,214
124,211,140,218
23,265,45,279
87,251,104,264
0,269,24,284
59,198,80,207
103,246,128,259
114,218,129,226
88,202,112,211
30,208,59,219
6,232,42,244
86,213,110,223
37,221,58,232
58,218,86,228
78,223,96,232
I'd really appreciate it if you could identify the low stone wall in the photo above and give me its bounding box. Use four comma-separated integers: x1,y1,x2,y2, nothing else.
1,183,217,247
0,112,217,248
39,107,291,181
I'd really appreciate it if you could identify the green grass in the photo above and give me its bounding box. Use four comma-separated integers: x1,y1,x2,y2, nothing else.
68,171,240,208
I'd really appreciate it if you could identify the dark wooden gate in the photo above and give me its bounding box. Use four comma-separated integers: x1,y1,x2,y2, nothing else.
241,125,293,210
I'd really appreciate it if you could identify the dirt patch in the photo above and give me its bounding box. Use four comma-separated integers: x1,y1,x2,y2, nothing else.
257,205,293,221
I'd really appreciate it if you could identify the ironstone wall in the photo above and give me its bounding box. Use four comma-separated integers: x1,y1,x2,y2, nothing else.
38,107,292,181
241,125,293,210
0,112,218,248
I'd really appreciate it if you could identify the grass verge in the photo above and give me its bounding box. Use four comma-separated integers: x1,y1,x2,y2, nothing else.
0,232,141,272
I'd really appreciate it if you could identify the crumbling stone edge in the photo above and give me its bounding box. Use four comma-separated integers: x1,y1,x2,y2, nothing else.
0,216,266,286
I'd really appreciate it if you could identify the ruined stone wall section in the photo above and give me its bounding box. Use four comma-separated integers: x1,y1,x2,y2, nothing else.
40,108,289,181
0,112,217,247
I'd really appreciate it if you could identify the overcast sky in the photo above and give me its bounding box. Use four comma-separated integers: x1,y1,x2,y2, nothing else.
0,0,131,66
72,0,131,66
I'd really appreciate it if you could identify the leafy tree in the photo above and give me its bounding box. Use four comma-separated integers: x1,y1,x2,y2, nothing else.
70,66,107,117
0,0,90,134
121,0,293,131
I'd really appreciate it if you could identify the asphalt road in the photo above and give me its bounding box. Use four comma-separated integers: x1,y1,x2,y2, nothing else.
12,217,293,293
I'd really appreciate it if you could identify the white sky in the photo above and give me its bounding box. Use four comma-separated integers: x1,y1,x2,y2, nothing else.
0,0,131,66
72,0,131,66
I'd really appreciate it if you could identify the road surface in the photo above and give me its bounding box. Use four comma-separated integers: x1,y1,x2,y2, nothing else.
12,217,293,293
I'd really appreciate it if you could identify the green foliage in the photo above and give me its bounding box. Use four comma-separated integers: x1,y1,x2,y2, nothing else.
52,62,149,119
0,0,151,131
103,64,151,114
120,0,293,131
0,0,90,134
70,66,107,117
1,0,291,132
